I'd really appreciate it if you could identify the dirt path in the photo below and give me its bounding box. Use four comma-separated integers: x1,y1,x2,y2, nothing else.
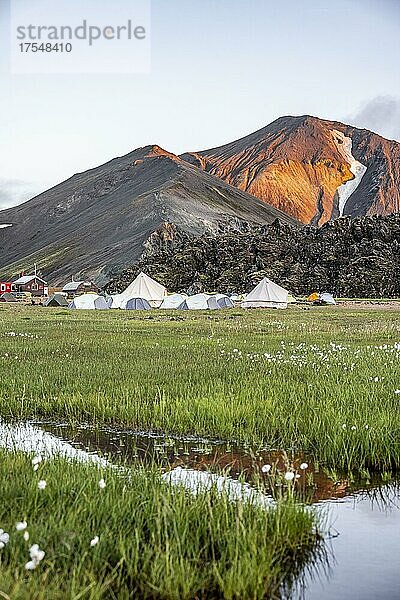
335,301,400,311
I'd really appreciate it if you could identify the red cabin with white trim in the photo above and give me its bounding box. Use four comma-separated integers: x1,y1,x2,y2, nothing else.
13,275,48,297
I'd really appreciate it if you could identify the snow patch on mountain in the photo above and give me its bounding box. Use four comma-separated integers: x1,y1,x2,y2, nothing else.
332,130,367,216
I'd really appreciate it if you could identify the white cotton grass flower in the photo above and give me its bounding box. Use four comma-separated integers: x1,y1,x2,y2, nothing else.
16,521,27,531
342,424,347,430
25,543,46,570
351,425,356,431
27,543,45,569
395,390,400,395
38,480,46,490
261,464,271,473
284,472,295,481
300,462,308,470
98,479,106,490
90,536,99,547
0,530,10,545
23,531,30,541
32,455,42,471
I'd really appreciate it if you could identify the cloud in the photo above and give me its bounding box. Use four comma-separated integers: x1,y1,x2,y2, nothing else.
346,96,400,142
0,179,43,210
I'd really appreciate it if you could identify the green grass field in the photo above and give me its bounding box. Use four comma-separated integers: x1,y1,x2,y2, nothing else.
1,305,398,598
0,451,322,600
0,305,399,471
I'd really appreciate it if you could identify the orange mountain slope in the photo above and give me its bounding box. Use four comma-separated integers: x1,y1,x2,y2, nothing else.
181,115,400,225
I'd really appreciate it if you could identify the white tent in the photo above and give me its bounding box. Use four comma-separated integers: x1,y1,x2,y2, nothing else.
215,294,234,309
241,278,289,309
108,294,124,309
319,292,336,305
160,293,188,309
69,294,109,310
178,294,219,310
114,272,166,308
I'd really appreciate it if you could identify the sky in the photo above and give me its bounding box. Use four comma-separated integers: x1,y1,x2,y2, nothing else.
0,0,399,209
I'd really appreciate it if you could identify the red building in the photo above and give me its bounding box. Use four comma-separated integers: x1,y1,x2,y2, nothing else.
0,282,12,294
13,275,48,297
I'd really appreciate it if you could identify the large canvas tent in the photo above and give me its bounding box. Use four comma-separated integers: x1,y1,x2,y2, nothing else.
124,298,152,310
112,272,166,308
69,294,109,310
160,293,188,309
178,294,219,310
241,278,289,309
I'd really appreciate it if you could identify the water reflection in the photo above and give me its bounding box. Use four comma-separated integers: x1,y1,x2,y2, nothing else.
33,421,395,504
1,419,399,600
300,486,400,600
35,421,400,600
0,419,108,467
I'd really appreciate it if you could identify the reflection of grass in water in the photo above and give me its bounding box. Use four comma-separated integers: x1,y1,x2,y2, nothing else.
0,306,399,472
0,451,326,599
350,480,400,512
22,423,400,507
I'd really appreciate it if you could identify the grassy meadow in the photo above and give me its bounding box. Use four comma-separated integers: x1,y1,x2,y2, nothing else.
0,451,322,600
0,304,399,471
0,304,399,598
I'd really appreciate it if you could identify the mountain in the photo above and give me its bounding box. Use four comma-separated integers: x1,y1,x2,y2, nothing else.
181,116,400,225
108,215,400,298
0,145,295,285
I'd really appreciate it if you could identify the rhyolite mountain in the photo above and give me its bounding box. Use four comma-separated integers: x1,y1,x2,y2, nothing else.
181,115,400,225
0,145,295,285
2,115,399,286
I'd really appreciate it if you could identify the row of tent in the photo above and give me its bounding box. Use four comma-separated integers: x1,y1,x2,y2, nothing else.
42,272,336,311
67,292,235,311
64,273,293,310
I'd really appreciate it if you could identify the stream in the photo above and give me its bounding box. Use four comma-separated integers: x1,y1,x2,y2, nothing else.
1,420,399,599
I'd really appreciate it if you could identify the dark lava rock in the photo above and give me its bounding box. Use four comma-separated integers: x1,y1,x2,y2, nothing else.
106,215,400,298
